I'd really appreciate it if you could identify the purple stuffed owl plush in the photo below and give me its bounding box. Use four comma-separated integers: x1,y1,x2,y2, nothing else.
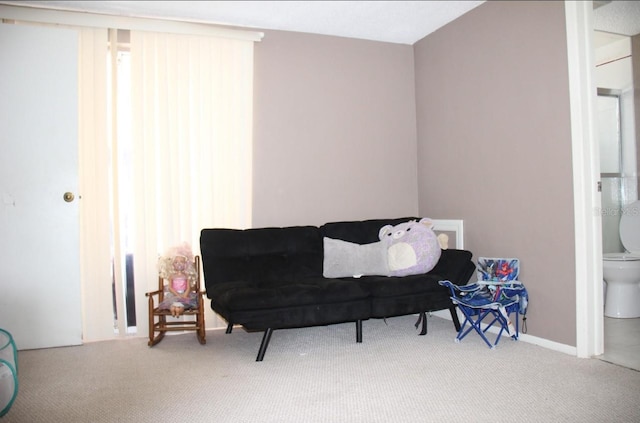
378,218,448,277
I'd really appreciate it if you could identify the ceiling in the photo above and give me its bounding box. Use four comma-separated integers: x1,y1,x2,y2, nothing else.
0,1,483,45
2,1,639,45
593,0,640,37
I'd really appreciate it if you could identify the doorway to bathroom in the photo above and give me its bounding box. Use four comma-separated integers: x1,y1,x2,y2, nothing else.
593,27,640,371
597,89,635,255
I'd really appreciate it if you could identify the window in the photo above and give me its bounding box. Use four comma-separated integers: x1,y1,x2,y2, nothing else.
104,29,255,336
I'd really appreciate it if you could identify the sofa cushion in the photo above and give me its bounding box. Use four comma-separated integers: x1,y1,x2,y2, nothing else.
200,226,323,295
430,249,475,285
207,277,370,311
320,217,418,244
357,273,447,298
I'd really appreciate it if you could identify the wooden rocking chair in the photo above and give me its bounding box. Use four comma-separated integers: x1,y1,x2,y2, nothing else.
146,255,206,346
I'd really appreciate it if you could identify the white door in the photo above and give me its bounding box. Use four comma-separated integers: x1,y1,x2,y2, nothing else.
0,23,81,350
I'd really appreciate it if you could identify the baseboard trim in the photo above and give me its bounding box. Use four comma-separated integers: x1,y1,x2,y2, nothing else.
430,310,578,357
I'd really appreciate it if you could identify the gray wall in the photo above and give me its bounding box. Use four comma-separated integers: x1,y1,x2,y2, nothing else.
253,30,419,228
251,1,578,346
414,0,576,345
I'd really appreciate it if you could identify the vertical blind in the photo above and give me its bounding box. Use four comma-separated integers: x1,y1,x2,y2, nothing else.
126,30,254,335
78,27,114,341
83,29,255,339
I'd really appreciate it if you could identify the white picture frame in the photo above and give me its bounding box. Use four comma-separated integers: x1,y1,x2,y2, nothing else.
431,219,464,249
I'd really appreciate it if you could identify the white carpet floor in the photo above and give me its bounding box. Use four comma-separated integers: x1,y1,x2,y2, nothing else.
4,315,640,422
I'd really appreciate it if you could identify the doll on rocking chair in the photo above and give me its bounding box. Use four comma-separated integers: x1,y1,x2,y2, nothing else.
157,243,198,317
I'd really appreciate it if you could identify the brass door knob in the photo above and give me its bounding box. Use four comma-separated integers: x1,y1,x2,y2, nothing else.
63,192,75,202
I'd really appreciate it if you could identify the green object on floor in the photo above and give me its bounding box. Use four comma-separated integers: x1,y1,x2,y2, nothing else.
0,328,18,417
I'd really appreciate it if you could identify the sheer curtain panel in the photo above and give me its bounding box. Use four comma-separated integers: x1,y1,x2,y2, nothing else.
128,31,254,333
78,28,114,342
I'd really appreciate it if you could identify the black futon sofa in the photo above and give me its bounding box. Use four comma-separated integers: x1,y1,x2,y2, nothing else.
200,217,475,361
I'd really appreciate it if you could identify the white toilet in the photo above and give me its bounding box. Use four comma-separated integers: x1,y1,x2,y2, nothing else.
603,200,640,318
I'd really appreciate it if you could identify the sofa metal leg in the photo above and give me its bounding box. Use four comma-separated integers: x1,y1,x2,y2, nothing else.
225,323,233,334
450,306,461,332
415,312,427,335
256,328,273,362
356,320,362,343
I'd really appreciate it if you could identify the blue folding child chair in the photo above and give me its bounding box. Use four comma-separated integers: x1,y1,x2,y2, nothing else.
439,258,528,349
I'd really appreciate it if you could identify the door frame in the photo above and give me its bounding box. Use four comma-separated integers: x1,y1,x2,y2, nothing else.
565,0,604,358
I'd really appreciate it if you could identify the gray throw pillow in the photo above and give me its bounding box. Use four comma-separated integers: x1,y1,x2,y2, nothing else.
322,237,390,278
